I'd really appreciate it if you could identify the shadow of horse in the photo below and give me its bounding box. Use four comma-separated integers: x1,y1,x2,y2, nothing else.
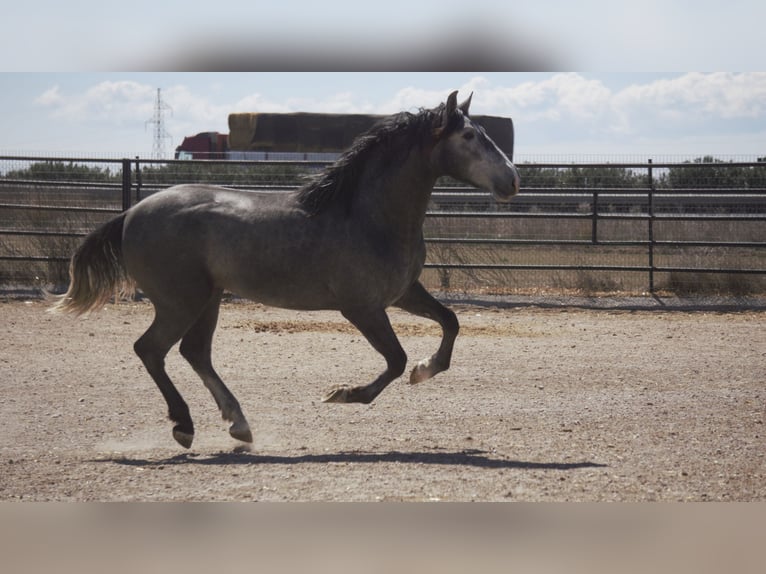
102,449,606,471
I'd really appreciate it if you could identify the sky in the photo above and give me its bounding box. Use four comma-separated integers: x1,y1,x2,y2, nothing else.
2,72,765,161
1,1,764,161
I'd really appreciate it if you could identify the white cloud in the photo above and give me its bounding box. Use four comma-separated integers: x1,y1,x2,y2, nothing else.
230,93,289,114
382,81,497,115
617,72,766,120
27,73,766,157
35,80,155,123
441,73,766,143
497,73,613,122
34,85,63,107
385,87,443,113
230,92,378,115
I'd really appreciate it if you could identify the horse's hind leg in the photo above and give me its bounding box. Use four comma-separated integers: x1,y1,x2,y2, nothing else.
394,281,459,384
179,290,252,444
134,308,199,448
322,307,407,404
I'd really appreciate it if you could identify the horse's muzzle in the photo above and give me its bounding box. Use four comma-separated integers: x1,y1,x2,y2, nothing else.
493,164,520,202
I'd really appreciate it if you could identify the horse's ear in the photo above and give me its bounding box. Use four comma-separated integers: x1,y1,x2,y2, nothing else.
445,90,458,119
459,92,473,116
435,90,459,139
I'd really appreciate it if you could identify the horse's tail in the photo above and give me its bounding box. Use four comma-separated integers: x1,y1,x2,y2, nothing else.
49,212,134,315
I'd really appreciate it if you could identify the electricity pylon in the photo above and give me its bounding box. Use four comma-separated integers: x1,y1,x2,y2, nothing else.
146,88,172,159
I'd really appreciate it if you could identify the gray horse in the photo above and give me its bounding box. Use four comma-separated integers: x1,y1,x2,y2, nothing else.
52,91,520,449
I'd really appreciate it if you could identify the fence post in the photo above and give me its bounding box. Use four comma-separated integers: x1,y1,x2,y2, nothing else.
121,158,132,211
134,156,142,204
592,190,599,244
647,159,655,293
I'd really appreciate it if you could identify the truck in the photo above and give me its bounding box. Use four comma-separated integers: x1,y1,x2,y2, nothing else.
176,112,514,161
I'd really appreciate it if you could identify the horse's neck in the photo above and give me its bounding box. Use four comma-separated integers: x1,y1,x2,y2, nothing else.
356,147,436,238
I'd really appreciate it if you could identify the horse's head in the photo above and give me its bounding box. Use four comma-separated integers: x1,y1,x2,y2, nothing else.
431,91,520,202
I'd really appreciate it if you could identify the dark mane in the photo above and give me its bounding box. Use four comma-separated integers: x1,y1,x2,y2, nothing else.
296,105,447,215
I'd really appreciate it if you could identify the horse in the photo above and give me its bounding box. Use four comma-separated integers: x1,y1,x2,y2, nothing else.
51,91,520,449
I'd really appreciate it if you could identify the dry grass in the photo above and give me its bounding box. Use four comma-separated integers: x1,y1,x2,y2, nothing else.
422,215,766,295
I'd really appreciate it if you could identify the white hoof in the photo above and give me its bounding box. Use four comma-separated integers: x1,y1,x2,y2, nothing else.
409,359,435,384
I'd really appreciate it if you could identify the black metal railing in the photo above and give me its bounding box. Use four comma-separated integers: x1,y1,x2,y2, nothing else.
1,156,764,295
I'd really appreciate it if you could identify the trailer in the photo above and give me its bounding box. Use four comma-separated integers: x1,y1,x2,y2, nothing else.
176,112,515,161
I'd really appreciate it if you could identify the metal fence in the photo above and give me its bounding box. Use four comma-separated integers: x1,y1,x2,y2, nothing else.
1,155,765,295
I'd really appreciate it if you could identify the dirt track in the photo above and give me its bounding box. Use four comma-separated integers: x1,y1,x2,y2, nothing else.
1,298,764,501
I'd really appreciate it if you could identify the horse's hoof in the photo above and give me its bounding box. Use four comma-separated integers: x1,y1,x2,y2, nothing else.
409,359,434,384
322,386,352,403
229,421,253,443
173,428,194,449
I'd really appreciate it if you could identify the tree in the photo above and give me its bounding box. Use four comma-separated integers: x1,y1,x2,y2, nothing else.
3,161,119,182
659,156,766,190
518,164,645,189
136,162,308,187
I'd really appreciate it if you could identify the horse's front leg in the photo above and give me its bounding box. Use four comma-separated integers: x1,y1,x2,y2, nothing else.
322,307,407,404
394,281,459,384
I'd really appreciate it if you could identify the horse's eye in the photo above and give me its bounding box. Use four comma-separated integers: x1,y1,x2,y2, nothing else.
462,131,475,141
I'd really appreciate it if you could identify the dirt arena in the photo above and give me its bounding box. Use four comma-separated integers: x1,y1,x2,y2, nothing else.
1,297,764,501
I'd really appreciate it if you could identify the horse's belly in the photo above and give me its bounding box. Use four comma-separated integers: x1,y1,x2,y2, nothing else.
213,241,421,311
225,269,338,311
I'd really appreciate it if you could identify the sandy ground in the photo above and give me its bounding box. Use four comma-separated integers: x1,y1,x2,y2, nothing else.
1,297,764,501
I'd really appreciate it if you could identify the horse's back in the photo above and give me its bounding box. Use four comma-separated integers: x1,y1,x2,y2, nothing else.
131,184,295,216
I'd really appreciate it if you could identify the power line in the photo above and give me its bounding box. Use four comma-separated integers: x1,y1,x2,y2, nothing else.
146,88,172,159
